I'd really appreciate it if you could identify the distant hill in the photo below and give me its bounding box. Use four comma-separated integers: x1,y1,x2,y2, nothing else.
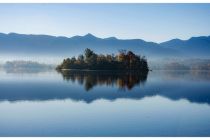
0,32,210,58
160,36,210,57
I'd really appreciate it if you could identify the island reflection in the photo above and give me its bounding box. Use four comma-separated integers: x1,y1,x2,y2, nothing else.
1,70,210,105
57,70,148,91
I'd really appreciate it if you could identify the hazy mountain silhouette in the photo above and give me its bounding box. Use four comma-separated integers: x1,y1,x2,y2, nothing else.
160,36,210,57
0,32,210,58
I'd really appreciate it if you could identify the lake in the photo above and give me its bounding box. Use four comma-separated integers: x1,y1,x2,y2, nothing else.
0,69,210,136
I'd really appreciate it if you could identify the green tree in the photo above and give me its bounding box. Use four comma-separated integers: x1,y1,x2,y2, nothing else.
77,54,84,64
84,48,94,59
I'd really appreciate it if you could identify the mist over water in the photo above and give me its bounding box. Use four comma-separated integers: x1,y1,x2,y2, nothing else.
0,54,65,65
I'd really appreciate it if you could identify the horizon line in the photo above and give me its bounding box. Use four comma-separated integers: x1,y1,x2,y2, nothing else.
1,32,210,44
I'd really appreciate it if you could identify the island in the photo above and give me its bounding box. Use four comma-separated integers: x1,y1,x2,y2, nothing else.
56,48,149,72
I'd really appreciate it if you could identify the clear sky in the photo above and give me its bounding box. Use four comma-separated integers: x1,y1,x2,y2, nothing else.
0,3,210,42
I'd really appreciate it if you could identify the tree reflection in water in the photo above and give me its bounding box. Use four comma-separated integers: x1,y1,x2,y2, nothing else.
57,70,148,91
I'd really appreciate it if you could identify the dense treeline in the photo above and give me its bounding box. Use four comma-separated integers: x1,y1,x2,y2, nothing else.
56,48,149,71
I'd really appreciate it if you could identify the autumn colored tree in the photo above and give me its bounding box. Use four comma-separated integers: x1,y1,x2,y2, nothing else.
56,48,149,72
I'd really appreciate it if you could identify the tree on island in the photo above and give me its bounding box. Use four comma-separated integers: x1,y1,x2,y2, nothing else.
56,48,149,72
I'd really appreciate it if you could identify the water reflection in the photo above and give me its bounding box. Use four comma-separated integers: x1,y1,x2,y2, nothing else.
0,70,210,137
0,70,210,105
4,68,54,74
58,70,148,91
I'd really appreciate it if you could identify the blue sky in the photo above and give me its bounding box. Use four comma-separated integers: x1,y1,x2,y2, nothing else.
0,3,210,42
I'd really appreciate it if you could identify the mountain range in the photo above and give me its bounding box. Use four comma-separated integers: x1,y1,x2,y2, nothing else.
0,32,210,59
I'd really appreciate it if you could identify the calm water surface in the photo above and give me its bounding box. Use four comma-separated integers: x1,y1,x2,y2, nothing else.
0,69,210,136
